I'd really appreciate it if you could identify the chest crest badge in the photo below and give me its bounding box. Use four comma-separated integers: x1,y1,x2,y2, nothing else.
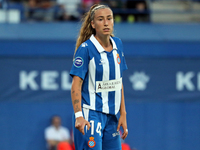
116,53,121,64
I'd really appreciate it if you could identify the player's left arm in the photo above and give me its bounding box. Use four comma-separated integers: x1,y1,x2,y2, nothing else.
117,83,128,140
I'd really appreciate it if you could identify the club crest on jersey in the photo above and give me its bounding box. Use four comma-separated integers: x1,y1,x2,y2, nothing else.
74,57,84,68
116,53,121,64
88,136,96,148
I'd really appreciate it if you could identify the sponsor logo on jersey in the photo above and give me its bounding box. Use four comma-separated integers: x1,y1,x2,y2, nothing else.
88,136,96,148
99,59,105,65
96,78,122,93
74,57,84,68
81,42,88,47
116,53,121,64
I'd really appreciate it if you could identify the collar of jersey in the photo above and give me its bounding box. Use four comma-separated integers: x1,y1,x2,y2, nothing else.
90,34,117,53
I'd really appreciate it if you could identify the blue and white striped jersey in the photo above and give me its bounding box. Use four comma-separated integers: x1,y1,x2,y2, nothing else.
70,35,128,115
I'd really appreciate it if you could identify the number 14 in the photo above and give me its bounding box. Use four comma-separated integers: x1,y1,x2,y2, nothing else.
90,120,102,136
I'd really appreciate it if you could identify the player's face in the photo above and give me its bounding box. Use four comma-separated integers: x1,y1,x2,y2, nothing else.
91,8,114,36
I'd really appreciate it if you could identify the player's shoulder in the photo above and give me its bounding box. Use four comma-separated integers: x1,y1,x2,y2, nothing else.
111,36,122,44
78,42,88,50
111,36,123,51
76,41,90,56
80,38,94,47
80,41,89,48
77,39,94,52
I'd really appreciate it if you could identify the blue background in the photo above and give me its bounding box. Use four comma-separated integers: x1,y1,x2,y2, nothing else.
0,23,200,150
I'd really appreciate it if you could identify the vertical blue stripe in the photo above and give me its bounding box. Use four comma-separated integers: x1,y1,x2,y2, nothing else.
83,72,90,105
107,51,115,114
94,55,103,112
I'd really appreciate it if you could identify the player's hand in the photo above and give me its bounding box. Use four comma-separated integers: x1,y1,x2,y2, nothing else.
117,113,128,140
75,117,91,135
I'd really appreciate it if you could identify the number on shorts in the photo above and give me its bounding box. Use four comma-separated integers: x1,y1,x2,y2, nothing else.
90,120,102,136
96,122,102,136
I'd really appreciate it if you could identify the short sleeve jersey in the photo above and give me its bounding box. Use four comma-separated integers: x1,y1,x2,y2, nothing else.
70,35,128,115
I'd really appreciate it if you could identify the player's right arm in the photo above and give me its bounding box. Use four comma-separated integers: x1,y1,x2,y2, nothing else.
71,75,91,135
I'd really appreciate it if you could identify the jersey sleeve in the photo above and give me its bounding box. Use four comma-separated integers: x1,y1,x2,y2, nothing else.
70,45,89,80
118,39,128,72
121,49,128,72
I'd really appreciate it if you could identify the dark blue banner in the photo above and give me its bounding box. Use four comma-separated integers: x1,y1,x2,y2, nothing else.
124,58,200,102
0,57,73,102
0,57,200,102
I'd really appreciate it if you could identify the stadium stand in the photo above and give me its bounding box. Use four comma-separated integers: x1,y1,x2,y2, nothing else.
0,0,200,23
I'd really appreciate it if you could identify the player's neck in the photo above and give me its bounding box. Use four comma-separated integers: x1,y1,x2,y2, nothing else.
94,34,113,52
95,34,111,48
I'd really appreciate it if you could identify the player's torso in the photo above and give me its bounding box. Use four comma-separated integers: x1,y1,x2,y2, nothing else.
81,37,123,115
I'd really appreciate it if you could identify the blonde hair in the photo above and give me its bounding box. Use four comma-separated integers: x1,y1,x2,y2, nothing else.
74,4,114,57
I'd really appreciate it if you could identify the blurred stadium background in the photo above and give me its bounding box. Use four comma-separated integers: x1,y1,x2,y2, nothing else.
0,0,200,150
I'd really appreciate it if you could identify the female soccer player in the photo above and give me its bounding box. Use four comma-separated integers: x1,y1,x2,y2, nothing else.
70,4,128,150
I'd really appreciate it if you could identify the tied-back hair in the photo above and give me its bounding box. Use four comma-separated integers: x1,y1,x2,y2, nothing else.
74,4,114,58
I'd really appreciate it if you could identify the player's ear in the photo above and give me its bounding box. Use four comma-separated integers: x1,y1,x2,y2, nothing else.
91,20,95,29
